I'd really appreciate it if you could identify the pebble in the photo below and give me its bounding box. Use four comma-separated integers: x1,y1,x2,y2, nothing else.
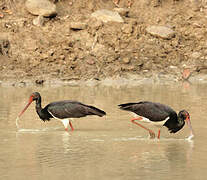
113,8,129,17
25,0,57,17
121,24,133,34
146,25,175,39
0,37,10,56
191,52,201,59
70,22,87,30
91,9,124,23
33,15,45,26
122,57,131,64
88,18,103,30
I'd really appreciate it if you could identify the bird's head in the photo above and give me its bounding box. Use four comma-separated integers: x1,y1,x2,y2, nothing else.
30,92,41,101
178,110,190,121
178,110,194,137
17,92,41,118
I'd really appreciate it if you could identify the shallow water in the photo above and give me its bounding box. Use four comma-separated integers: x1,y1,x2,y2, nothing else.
0,82,206,180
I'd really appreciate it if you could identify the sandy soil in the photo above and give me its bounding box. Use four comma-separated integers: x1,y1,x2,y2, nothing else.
1,0,207,85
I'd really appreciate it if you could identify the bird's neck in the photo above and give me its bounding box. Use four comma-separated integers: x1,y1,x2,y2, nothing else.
35,97,42,115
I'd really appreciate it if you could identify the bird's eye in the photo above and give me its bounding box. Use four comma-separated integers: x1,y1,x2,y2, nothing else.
183,113,190,121
30,94,35,100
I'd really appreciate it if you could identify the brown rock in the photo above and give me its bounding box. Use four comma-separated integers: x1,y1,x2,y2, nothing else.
146,25,175,39
35,79,44,85
182,68,191,80
88,18,103,30
0,13,4,18
122,57,131,64
33,15,45,26
113,8,129,17
191,52,201,59
25,0,57,17
0,38,10,56
30,59,40,67
70,22,87,30
91,9,124,23
121,24,133,34
59,55,65,60
86,59,95,65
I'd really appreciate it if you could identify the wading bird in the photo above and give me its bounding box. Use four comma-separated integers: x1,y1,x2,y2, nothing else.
118,101,194,139
17,92,106,131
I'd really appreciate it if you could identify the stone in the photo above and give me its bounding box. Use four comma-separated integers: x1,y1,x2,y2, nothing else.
146,25,175,39
182,68,191,80
0,13,4,18
25,0,57,17
152,0,161,7
70,22,87,30
91,9,124,23
30,59,40,67
0,37,10,56
23,37,38,51
122,57,131,64
191,52,201,59
86,59,95,65
35,79,44,85
88,18,103,30
121,24,133,34
59,55,65,60
192,0,201,11
33,15,45,26
113,8,129,17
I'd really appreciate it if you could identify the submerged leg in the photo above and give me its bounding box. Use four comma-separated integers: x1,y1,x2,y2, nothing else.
69,121,74,131
157,129,161,139
131,117,155,139
61,119,69,131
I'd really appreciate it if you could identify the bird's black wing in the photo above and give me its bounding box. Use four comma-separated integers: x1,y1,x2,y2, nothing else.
118,101,176,122
46,100,105,119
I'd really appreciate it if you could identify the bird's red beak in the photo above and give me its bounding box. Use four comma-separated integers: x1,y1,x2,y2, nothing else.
18,96,33,117
186,116,194,137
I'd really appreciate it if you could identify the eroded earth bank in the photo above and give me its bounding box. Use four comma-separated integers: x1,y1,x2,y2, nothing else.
0,0,207,86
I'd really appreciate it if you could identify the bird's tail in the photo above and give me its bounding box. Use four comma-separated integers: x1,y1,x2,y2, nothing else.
118,103,137,111
87,105,106,117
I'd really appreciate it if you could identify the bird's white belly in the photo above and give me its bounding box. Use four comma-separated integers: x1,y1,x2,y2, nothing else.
131,112,169,126
48,110,71,129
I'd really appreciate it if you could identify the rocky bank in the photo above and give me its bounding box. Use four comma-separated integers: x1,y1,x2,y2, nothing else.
0,0,207,85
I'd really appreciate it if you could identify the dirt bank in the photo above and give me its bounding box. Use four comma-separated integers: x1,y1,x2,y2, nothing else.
0,0,207,85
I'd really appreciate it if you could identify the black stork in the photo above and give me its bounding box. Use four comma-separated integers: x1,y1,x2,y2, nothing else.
17,92,106,131
118,101,194,139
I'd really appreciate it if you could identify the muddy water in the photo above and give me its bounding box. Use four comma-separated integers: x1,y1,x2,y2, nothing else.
0,82,206,180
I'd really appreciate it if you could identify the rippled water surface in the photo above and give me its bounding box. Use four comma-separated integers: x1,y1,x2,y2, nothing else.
0,82,206,180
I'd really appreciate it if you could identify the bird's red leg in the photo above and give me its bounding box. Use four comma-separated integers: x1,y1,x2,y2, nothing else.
157,129,161,139
131,117,155,139
69,121,74,131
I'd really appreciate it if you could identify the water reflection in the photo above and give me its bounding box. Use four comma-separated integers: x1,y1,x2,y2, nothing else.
61,131,71,154
127,140,194,179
